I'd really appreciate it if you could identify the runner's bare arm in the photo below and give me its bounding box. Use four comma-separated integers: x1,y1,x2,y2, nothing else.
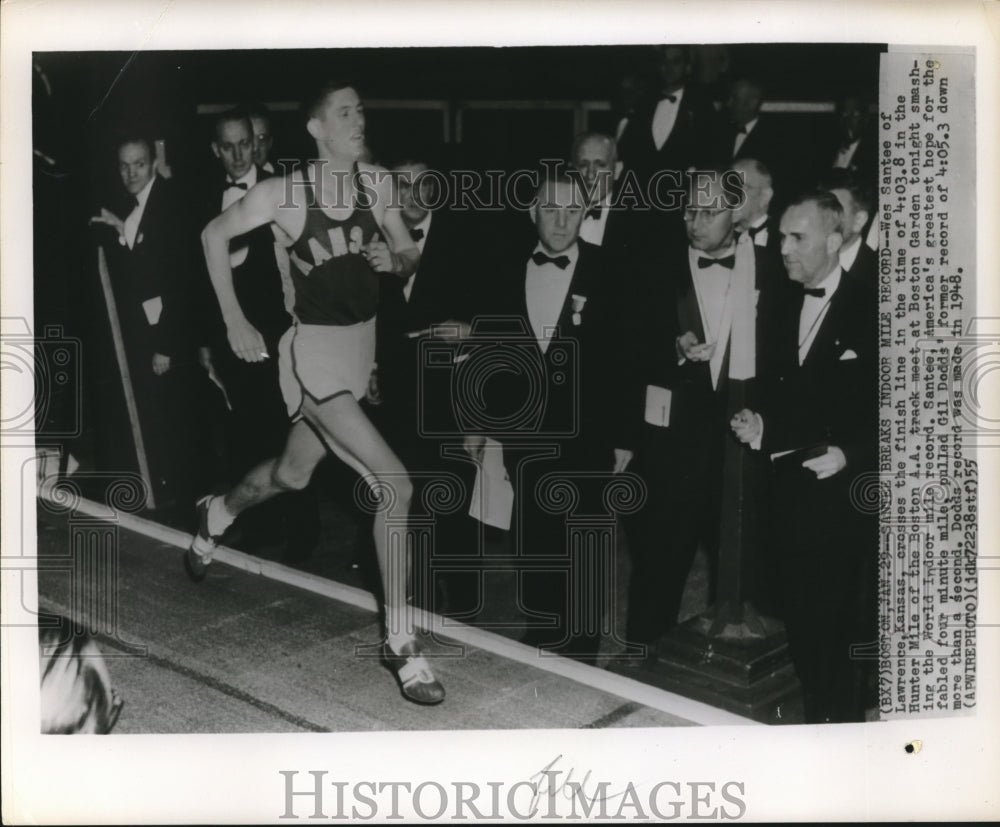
202,177,296,362
202,178,292,319
362,165,419,278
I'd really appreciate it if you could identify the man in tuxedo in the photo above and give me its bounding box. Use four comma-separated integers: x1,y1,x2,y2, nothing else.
465,171,634,662
623,170,777,648
89,135,203,512
246,102,275,173
731,191,877,723
617,45,718,232
714,78,791,195
570,131,636,263
732,158,780,258
821,170,877,282
823,94,877,183
374,156,480,617
198,108,318,560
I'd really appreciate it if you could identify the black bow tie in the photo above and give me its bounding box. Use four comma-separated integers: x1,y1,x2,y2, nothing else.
697,254,735,269
747,223,765,239
409,227,425,241
803,287,826,298
225,180,248,191
531,251,570,269
129,194,140,210
584,205,602,221
736,124,747,135
661,94,678,104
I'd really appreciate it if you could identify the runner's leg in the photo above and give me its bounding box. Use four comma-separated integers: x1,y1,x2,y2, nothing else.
222,419,327,516
299,392,444,704
299,393,413,638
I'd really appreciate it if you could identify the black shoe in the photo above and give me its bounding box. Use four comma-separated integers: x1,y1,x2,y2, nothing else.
380,641,446,705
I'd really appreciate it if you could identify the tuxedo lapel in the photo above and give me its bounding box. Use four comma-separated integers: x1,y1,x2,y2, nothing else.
135,176,162,245
801,281,848,369
775,286,804,372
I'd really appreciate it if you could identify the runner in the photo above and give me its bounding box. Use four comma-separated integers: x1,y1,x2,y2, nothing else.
187,81,445,705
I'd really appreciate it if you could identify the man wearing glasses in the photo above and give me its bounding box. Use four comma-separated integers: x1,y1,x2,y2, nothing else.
622,169,779,650
246,102,275,173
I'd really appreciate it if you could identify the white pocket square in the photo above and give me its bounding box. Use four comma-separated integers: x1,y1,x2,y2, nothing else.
839,349,858,360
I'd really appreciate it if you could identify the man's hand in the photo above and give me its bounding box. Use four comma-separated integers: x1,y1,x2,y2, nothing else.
802,446,847,480
225,316,267,363
676,331,715,362
152,353,171,375
730,408,763,444
197,346,214,373
612,448,634,474
362,235,398,273
89,208,125,237
463,434,486,461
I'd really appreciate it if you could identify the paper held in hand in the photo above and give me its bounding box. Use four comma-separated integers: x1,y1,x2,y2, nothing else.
644,384,672,428
468,437,514,530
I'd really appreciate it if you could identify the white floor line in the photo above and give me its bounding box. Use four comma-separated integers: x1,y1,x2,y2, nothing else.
40,493,760,728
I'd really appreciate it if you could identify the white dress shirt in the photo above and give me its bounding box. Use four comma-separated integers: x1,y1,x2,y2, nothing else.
833,138,860,169
838,236,862,273
221,165,258,211
122,175,156,249
798,265,842,364
525,242,578,353
733,117,758,157
651,87,685,150
747,214,769,248
688,244,736,349
403,212,431,301
579,196,612,246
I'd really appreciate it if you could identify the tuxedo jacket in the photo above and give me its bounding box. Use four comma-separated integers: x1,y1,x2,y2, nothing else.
817,127,878,185
714,115,787,171
740,216,782,261
375,209,476,411
102,174,200,363
589,183,644,266
626,239,782,442
755,269,877,474
617,85,719,186
477,238,629,464
845,241,877,283
197,165,291,350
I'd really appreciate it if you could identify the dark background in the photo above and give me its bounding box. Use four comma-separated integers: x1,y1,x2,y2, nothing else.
35,44,885,191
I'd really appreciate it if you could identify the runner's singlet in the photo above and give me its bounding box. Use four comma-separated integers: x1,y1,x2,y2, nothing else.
287,167,380,326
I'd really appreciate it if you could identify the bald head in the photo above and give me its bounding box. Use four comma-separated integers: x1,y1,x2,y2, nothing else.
570,132,621,203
